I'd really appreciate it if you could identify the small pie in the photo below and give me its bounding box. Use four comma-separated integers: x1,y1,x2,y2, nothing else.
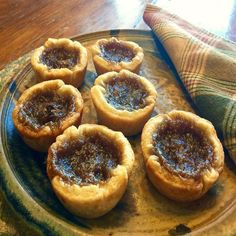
47,124,134,218
92,37,144,75
91,69,157,136
31,38,88,88
141,110,224,202
12,80,83,152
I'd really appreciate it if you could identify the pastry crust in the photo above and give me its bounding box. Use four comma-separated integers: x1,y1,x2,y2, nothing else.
91,69,157,136
92,37,144,75
47,124,134,218
31,38,88,88
12,80,83,152
141,110,224,202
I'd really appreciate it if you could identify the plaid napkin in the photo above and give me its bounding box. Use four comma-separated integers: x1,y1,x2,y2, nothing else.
143,4,236,163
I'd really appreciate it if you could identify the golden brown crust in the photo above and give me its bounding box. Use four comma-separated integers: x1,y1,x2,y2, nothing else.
141,110,224,202
91,69,157,136
31,38,88,88
47,124,135,218
92,37,144,75
12,80,83,152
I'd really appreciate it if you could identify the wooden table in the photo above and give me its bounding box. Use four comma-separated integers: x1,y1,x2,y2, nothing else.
1,0,236,70
1,0,236,234
0,0,152,70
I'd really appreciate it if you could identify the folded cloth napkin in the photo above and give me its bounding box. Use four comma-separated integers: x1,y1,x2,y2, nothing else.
143,4,236,163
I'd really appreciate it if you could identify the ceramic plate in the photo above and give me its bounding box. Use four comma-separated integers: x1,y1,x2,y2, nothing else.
1,30,236,236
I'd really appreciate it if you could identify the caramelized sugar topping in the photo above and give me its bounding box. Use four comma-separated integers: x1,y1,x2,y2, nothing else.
19,91,75,130
153,118,214,179
100,42,135,63
40,48,78,69
49,134,119,185
105,77,147,111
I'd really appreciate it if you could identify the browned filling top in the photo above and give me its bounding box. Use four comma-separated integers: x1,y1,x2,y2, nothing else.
152,118,214,179
49,134,119,186
105,77,147,111
40,48,78,69
100,42,135,63
19,91,75,130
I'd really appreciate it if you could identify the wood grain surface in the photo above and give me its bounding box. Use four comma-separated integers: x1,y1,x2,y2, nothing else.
1,0,236,70
0,0,152,69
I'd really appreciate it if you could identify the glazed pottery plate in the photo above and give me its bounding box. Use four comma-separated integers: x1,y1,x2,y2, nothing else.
1,30,236,236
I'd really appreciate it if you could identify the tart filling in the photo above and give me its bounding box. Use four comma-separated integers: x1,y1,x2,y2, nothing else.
105,76,147,111
31,38,88,87
90,70,157,136
12,79,83,152
141,110,224,202
92,37,144,74
49,134,119,186
19,91,75,130
153,118,213,179
100,41,135,63
47,124,134,218
40,48,78,69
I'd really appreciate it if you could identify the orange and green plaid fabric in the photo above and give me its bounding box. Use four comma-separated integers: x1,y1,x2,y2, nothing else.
144,4,236,163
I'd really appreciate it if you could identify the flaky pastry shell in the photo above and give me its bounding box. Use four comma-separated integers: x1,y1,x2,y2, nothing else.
141,110,224,202
91,70,157,136
92,37,144,74
12,80,83,152
31,38,88,88
47,124,134,218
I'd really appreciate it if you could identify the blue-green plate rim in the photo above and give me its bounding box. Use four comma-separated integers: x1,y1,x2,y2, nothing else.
1,29,236,235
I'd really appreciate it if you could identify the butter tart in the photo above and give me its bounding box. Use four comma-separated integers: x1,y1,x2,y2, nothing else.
31,38,88,87
12,80,83,152
91,69,157,136
47,124,134,218
92,37,144,75
141,110,224,202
